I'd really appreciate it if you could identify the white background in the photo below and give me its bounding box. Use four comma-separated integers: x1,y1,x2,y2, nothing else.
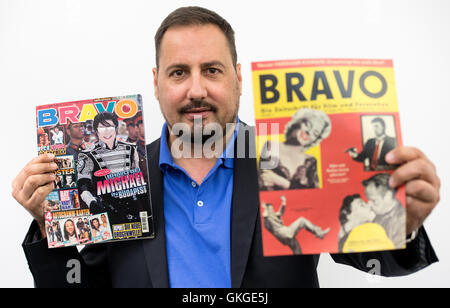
1,0,449,288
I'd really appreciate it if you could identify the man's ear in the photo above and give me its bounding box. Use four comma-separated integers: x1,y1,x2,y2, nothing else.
236,63,243,96
153,68,159,100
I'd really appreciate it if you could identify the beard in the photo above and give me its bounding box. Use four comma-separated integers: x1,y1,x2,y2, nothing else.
167,99,239,145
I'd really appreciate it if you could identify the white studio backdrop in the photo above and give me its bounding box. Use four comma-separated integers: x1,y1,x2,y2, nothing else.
0,0,449,288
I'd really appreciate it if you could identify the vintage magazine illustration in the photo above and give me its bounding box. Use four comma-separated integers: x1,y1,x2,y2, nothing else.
252,59,406,255
36,95,154,248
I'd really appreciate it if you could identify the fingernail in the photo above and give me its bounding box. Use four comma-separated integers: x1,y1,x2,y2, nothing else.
389,176,396,188
51,163,58,169
386,152,395,163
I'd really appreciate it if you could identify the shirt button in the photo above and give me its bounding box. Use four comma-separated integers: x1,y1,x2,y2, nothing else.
197,201,204,207
191,182,197,188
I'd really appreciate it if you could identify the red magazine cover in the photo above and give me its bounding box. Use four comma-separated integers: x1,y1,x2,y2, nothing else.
252,59,406,255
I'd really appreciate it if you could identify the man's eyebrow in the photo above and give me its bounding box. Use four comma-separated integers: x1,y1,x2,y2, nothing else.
164,61,227,75
201,61,226,69
165,64,190,75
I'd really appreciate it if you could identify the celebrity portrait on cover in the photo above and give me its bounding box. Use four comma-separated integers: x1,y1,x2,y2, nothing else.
347,115,397,171
259,108,331,191
76,111,141,222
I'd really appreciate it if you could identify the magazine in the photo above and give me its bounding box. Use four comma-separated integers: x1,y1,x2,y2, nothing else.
252,59,406,255
37,95,154,248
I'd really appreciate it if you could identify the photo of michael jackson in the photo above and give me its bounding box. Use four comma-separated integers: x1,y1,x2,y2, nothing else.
76,112,147,225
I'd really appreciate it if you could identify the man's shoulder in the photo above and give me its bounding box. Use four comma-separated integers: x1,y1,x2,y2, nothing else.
117,140,137,148
146,138,161,158
385,136,397,145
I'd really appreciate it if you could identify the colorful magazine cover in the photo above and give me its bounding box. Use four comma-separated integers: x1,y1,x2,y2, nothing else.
37,95,154,248
252,59,406,255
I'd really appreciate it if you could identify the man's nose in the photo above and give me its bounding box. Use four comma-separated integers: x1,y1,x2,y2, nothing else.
187,72,207,101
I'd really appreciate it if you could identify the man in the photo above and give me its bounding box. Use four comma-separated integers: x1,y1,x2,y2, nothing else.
13,7,440,288
124,118,139,144
348,117,397,170
64,174,76,188
66,122,87,160
263,196,330,255
362,173,406,248
77,111,141,221
50,126,64,145
134,112,149,180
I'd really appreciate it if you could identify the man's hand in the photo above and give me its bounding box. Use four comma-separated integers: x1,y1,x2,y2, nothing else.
346,147,358,159
11,154,59,237
386,147,441,235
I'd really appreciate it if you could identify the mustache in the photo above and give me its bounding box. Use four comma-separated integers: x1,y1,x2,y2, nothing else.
178,100,218,114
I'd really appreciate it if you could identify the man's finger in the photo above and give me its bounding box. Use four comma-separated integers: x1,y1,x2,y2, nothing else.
28,182,55,212
405,179,440,204
21,173,56,200
12,154,57,191
405,196,435,235
385,147,426,165
390,158,439,188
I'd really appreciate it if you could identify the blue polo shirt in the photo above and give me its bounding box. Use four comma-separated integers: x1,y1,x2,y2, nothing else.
159,120,239,288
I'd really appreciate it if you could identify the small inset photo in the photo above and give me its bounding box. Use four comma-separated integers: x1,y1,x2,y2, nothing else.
62,173,77,189
347,115,397,171
37,127,51,148
61,218,79,246
55,155,75,169
45,191,61,211
59,189,79,210
49,125,66,146
90,213,113,243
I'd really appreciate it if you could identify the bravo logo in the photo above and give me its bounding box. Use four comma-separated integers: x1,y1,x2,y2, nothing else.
37,99,138,127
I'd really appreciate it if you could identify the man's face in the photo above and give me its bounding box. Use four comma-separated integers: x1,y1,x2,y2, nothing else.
153,24,242,139
69,123,85,140
137,122,145,139
97,120,117,144
365,182,391,215
372,122,385,138
126,122,139,140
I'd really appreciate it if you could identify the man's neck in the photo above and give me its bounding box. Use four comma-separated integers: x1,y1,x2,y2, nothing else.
376,134,387,141
70,138,83,147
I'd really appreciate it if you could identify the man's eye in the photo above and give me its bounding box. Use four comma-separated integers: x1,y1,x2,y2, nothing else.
171,70,184,77
206,68,220,75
